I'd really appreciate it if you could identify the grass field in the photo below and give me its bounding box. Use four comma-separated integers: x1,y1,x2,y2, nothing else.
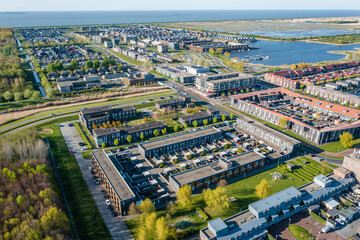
0,91,176,131
319,138,360,153
37,117,112,240
288,224,314,240
126,165,309,239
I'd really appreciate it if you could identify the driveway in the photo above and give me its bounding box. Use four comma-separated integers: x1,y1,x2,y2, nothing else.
60,122,133,240
336,216,360,239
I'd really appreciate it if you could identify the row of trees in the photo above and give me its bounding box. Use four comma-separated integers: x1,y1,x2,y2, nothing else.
290,62,309,70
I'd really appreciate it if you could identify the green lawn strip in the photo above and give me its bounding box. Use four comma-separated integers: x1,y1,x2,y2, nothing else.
319,138,360,153
126,165,308,239
0,91,176,131
74,122,93,150
301,156,333,174
318,153,344,161
309,212,326,225
111,51,143,65
0,99,49,112
283,130,314,145
37,121,111,239
323,162,340,169
288,224,315,240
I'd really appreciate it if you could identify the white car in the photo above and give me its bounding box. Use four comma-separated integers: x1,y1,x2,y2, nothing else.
335,218,345,225
105,199,111,206
81,147,88,151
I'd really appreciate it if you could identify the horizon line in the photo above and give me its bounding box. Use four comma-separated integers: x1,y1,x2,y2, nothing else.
0,9,360,12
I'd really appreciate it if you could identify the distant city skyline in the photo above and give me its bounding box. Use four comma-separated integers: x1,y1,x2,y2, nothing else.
2,0,360,11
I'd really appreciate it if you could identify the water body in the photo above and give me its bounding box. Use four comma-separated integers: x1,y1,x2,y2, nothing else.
0,10,360,27
231,40,360,66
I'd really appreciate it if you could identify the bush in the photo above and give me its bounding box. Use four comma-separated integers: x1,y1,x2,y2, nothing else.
213,147,217,152
159,162,164,168
200,151,205,156
196,208,209,220
173,159,179,164
187,154,192,160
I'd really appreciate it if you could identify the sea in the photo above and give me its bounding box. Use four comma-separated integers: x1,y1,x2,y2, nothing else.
0,10,360,27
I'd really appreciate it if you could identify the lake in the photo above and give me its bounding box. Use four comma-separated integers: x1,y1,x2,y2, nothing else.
0,10,360,27
231,40,360,66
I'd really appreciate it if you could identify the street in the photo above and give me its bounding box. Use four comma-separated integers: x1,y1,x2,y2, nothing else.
60,122,134,240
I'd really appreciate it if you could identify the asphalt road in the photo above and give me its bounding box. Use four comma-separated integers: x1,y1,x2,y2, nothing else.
61,123,133,240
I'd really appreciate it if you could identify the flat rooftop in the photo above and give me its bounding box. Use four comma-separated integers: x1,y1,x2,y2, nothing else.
140,127,221,151
92,150,135,201
237,116,301,146
171,151,264,186
81,104,135,115
249,186,302,214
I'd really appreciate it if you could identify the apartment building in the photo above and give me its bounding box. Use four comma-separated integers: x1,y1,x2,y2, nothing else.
179,109,220,126
155,65,196,83
195,72,257,96
230,87,360,144
138,127,223,159
79,104,137,130
92,121,166,147
200,175,355,240
169,151,266,192
155,96,191,110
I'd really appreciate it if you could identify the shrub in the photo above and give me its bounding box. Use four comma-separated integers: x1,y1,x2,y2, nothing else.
159,162,164,168
196,208,209,220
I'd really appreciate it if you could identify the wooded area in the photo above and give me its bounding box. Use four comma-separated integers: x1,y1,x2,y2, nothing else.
0,129,71,240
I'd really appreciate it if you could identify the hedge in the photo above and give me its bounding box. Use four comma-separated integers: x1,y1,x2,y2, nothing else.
196,208,209,220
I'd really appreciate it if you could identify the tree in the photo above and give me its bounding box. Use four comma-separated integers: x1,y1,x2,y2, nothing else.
144,212,157,238
224,52,231,58
156,217,169,240
193,120,198,127
114,139,119,146
174,125,179,132
291,64,297,70
184,123,188,129
138,226,147,240
16,195,25,206
70,59,79,70
101,142,106,148
176,185,192,210
14,92,23,101
203,119,208,126
339,132,354,149
92,123,97,129
255,179,270,199
246,88,250,93
140,132,145,142
139,198,155,215
221,115,226,122
203,186,230,216
279,117,288,129
24,89,33,99
171,227,178,240
154,129,159,137
236,62,244,72
93,58,100,69
215,48,223,55
167,201,177,216
208,48,215,56
40,206,70,236
127,135,133,144
128,202,138,215
162,128,167,135
85,60,93,69
213,117,218,123
31,91,42,100
229,113,234,120
3,91,13,101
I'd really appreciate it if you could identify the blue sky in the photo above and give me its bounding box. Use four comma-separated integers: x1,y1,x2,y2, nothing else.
2,0,360,11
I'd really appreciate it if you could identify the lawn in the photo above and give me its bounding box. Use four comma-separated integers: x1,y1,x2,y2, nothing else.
74,122,94,149
288,156,333,182
0,90,176,131
37,118,112,239
320,138,360,153
288,224,314,240
126,165,308,239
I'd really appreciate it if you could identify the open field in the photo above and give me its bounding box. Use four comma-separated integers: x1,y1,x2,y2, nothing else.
126,165,309,239
0,90,176,131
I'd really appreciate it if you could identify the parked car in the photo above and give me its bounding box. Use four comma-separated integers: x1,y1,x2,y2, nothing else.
94,179,99,185
68,122,74,127
81,147,88,151
79,142,86,146
335,218,345,226
69,150,73,154
322,226,332,233
105,199,110,206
